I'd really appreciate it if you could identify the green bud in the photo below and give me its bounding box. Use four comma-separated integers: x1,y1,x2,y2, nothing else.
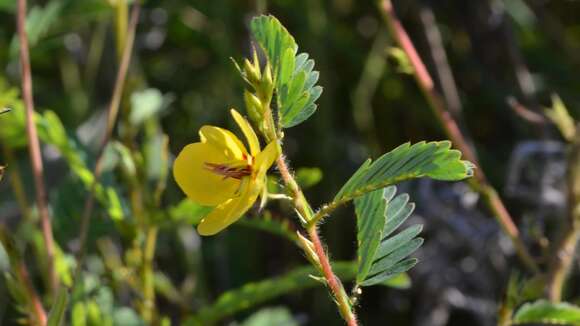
258,63,274,103
243,58,261,85
297,232,321,270
244,90,264,123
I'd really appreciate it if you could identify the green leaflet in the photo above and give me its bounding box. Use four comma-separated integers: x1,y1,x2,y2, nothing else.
185,262,357,325
241,307,298,326
513,300,580,325
47,288,69,326
354,186,422,287
336,141,474,202
250,15,322,128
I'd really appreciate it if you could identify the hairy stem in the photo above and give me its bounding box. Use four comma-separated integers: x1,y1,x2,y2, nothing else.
276,156,358,326
17,0,58,293
378,0,538,273
141,226,158,322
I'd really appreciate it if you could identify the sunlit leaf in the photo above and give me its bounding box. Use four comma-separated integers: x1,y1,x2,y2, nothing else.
513,300,580,325
355,186,421,287
336,141,474,202
250,15,323,128
295,167,323,189
241,307,298,326
47,288,69,326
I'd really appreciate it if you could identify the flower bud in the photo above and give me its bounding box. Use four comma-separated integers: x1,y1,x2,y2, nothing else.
297,232,321,269
258,63,274,103
244,91,264,124
243,58,261,86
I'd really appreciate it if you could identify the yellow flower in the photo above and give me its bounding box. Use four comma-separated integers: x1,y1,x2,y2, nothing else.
173,109,279,235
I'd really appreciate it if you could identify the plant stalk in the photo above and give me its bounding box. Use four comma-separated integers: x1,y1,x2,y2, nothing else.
141,226,158,323
276,156,358,326
546,133,580,301
378,0,538,273
17,0,58,293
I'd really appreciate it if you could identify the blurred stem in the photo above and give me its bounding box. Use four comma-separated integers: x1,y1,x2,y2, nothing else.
378,0,539,273
497,301,512,326
16,259,47,325
2,145,32,221
17,0,58,293
276,156,358,326
114,0,129,61
0,229,47,325
546,132,580,301
141,226,158,323
85,20,108,91
74,3,140,284
351,28,389,155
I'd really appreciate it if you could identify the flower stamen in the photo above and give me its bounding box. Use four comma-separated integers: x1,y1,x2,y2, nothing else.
205,162,252,180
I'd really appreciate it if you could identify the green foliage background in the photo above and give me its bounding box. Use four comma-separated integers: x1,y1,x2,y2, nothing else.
1,0,580,325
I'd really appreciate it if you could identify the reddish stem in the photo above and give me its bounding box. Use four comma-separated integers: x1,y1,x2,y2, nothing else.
379,0,538,273
308,227,358,326
17,0,58,292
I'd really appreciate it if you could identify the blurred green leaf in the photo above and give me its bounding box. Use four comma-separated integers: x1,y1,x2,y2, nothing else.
250,15,322,128
513,300,580,325
10,1,65,56
380,272,412,289
130,88,166,126
0,0,15,11
112,307,144,326
236,212,298,244
39,111,125,220
47,288,69,326
169,199,213,225
335,141,474,202
355,186,421,286
241,307,298,326
186,261,357,325
545,94,576,141
295,167,323,189
72,302,86,326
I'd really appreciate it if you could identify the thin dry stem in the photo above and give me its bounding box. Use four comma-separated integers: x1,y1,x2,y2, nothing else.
546,134,580,301
378,0,538,273
74,3,141,282
17,0,58,292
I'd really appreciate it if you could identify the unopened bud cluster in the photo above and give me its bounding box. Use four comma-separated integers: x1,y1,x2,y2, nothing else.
239,49,277,142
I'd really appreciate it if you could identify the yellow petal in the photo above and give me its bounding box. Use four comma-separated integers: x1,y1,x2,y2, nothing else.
197,179,260,235
199,126,247,160
254,141,280,178
173,142,241,206
231,109,260,156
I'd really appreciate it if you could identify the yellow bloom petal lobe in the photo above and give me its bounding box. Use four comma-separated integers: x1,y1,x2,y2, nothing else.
197,180,260,235
174,112,281,236
231,109,260,156
199,125,247,160
254,141,280,178
173,142,241,206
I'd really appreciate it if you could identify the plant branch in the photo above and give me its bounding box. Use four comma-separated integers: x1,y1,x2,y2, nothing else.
378,0,539,273
16,259,47,325
74,3,140,283
17,0,58,292
276,156,358,326
545,132,580,301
